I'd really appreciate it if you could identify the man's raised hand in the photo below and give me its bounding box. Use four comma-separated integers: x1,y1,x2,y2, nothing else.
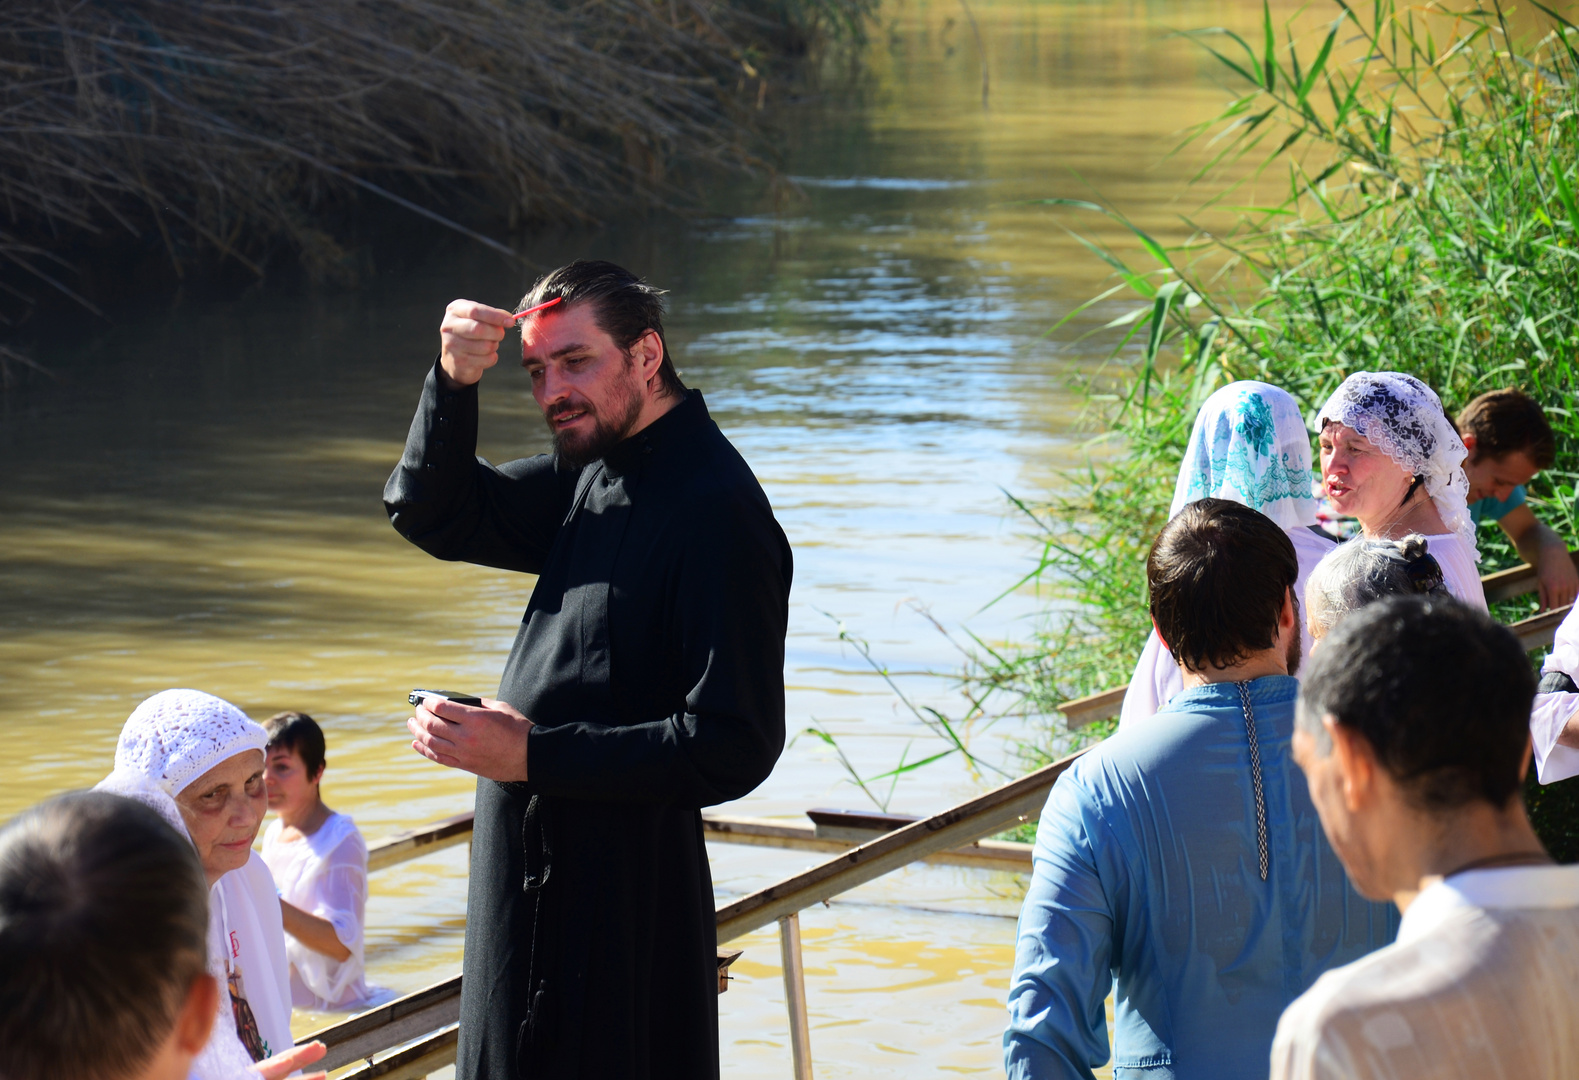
439,299,514,387
408,695,533,783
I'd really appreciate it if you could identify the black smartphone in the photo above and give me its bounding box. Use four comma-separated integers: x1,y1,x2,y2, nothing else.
409,688,483,707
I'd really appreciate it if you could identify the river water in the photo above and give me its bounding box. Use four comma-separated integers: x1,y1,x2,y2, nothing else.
2,0,1283,1075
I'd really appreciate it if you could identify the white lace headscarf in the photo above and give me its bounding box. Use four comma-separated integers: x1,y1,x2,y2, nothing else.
95,689,269,1080
1317,371,1477,561
1171,380,1319,530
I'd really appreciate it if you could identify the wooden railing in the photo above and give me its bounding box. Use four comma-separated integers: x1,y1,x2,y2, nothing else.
301,766,1057,1077
1057,552,1579,730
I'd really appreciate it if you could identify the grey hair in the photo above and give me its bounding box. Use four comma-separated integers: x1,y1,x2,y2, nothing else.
1305,534,1450,643
1295,692,1334,756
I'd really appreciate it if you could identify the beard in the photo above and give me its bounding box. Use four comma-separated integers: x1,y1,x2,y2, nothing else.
546,359,646,467
1284,590,1303,677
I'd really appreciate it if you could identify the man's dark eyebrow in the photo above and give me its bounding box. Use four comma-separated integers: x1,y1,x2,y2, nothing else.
522,342,594,365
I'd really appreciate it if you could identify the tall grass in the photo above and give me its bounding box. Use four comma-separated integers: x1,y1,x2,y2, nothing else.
971,0,1579,855
0,0,872,380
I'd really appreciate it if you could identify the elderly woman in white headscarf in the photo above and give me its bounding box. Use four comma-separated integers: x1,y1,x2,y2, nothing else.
1316,370,1486,608
1119,380,1337,726
96,689,295,1079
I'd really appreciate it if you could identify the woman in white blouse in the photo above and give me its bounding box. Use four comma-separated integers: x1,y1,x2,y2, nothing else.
1316,371,1487,609
260,712,392,1012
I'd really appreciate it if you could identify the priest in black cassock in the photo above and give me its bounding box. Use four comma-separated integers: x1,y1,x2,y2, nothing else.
384,261,793,1080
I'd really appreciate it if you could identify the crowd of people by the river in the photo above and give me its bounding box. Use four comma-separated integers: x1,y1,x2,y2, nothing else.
2,261,1577,1080
1008,373,1579,1079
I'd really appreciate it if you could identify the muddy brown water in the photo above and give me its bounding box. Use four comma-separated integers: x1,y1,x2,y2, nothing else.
2,1,1302,1074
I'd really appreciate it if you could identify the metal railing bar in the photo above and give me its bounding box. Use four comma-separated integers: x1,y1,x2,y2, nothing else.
365,811,474,873
715,749,1084,943
364,811,1034,876
779,913,814,1080
300,977,462,1071
701,814,1033,870
332,1023,458,1080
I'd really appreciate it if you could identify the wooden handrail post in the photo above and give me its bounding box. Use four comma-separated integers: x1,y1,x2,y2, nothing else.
779,913,814,1080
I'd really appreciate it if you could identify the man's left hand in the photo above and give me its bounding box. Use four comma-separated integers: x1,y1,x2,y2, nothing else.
408,696,533,782
1538,545,1579,611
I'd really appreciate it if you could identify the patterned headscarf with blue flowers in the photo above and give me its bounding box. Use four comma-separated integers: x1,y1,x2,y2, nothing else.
1171,380,1319,530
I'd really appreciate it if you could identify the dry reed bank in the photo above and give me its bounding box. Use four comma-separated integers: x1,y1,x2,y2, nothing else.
0,0,872,374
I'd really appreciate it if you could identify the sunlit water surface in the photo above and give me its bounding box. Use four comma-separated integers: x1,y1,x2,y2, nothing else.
2,0,1294,1075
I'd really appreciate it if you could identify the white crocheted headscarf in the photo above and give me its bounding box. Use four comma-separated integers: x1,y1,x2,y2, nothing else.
94,689,269,1080
1317,371,1477,561
107,688,269,797
1171,380,1318,531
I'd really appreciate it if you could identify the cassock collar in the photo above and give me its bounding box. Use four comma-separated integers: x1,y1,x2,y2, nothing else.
601,389,710,479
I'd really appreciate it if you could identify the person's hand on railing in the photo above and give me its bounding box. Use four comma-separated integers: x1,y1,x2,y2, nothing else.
1536,541,1579,611
251,1039,328,1080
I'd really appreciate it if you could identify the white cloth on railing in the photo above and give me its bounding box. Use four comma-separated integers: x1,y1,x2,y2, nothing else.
262,812,394,1011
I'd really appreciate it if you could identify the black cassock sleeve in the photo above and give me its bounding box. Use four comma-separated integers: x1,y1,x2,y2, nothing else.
384,360,576,574
526,493,791,808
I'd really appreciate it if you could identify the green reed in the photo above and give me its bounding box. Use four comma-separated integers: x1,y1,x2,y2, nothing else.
960,0,1579,854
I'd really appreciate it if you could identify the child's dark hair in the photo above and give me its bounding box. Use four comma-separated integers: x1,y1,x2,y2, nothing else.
265,710,327,779
0,791,210,1080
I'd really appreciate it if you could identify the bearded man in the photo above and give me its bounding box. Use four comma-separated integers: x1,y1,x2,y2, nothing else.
385,261,792,1080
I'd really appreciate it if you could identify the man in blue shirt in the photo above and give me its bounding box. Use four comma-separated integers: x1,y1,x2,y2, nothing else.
1005,499,1397,1080
1457,388,1576,611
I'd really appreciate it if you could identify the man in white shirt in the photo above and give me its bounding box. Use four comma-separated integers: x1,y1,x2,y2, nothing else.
1276,595,1579,1080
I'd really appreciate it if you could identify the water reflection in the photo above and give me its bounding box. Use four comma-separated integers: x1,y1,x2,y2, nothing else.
2,0,1290,1074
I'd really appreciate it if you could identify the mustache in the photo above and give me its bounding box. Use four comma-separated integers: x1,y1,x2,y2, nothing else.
546,400,592,421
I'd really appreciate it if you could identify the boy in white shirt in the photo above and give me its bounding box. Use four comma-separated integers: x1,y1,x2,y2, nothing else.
1276,596,1579,1080
260,712,392,1012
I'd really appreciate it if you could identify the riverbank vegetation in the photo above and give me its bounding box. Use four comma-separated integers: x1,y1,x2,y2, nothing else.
816,1,1579,856
971,0,1579,855
0,0,872,379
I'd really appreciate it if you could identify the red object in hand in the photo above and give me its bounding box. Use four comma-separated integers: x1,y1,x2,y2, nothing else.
510,296,563,323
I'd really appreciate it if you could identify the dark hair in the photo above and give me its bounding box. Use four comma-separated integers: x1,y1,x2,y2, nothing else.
1299,595,1535,810
1457,387,1556,469
0,792,210,1080
1148,498,1298,671
265,710,326,779
519,260,685,397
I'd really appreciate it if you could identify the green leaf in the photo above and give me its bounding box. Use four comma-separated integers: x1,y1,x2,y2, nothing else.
1552,162,1579,234
1263,0,1276,90
1298,14,1345,104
